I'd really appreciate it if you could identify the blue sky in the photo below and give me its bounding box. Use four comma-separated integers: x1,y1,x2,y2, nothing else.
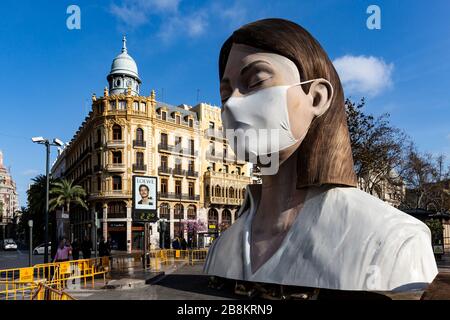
0,0,449,207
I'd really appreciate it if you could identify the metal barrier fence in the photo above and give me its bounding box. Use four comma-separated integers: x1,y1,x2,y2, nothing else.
144,249,209,270
0,248,210,300
0,257,109,300
32,282,75,300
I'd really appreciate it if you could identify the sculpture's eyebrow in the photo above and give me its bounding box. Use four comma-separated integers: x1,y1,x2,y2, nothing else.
220,60,271,86
240,60,272,77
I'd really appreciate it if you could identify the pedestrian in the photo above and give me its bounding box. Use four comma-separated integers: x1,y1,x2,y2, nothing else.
106,237,112,256
81,236,92,259
172,237,180,249
180,237,187,250
98,237,107,257
53,239,70,262
71,238,80,260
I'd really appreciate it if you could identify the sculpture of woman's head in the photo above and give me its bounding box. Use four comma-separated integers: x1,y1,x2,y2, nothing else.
219,18,357,188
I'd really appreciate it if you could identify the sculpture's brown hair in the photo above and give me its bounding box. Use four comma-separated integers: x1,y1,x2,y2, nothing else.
219,18,357,188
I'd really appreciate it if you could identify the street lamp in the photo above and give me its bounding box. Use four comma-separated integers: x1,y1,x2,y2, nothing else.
28,219,33,267
32,136,64,263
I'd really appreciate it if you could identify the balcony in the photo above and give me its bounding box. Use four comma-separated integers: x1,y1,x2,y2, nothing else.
204,128,225,140
204,170,252,183
89,190,132,200
186,170,199,178
158,166,172,175
158,143,171,153
172,167,185,177
105,163,126,172
133,140,146,148
223,154,237,163
106,140,125,148
132,163,147,172
158,143,195,157
182,148,198,157
157,192,200,201
107,211,127,219
207,196,243,206
206,152,223,162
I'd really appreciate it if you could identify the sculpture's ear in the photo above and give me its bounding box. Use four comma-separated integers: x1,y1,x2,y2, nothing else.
307,78,333,117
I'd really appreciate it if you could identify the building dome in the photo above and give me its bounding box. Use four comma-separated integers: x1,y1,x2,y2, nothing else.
107,36,141,96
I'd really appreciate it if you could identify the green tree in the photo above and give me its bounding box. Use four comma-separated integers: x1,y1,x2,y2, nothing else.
49,179,88,213
345,98,407,198
425,219,444,244
26,174,56,245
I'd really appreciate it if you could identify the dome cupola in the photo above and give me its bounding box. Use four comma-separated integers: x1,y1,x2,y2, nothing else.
107,36,141,96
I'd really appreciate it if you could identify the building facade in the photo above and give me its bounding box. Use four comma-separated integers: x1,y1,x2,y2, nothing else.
52,37,251,252
0,151,19,239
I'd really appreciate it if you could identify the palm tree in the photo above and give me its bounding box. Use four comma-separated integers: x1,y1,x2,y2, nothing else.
49,179,88,213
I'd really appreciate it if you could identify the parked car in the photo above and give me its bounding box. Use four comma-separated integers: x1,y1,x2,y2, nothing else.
33,242,52,255
3,239,18,251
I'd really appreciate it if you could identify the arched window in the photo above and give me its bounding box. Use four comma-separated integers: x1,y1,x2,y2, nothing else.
96,129,101,144
159,203,170,219
215,185,221,197
136,128,144,142
136,152,144,165
229,187,234,198
174,203,184,219
187,205,197,220
208,209,218,225
242,188,246,199
108,201,126,218
112,124,122,140
222,209,232,226
112,175,122,190
112,151,122,164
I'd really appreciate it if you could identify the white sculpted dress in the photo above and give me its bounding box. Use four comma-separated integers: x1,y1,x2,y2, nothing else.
203,184,438,291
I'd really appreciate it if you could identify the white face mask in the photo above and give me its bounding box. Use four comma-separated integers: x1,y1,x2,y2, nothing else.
221,80,316,162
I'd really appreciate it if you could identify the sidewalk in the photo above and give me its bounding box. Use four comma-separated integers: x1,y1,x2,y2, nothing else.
70,263,237,300
437,253,450,272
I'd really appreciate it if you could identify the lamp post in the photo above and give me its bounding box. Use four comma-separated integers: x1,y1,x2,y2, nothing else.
32,136,64,263
28,219,33,267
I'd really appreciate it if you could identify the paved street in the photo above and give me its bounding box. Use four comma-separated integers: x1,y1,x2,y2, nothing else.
0,250,45,269
70,263,239,300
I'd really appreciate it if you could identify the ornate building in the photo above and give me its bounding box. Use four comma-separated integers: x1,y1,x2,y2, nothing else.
52,37,251,252
0,150,19,239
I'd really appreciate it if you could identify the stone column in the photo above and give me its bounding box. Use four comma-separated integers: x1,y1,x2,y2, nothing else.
169,203,174,241
102,203,108,240
218,208,224,226
90,206,96,246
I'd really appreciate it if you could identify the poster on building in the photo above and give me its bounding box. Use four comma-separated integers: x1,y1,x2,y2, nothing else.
132,175,158,222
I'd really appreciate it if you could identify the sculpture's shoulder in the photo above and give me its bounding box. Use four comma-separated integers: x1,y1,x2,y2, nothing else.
324,187,427,229
203,211,248,279
315,186,438,290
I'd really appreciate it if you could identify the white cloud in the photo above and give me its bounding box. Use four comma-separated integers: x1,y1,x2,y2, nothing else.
109,0,249,43
333,55,394,97
21,169,39,176
158,10,208,42
109,0,180,29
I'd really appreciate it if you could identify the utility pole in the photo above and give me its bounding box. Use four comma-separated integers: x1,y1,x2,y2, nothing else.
28,220,33,267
